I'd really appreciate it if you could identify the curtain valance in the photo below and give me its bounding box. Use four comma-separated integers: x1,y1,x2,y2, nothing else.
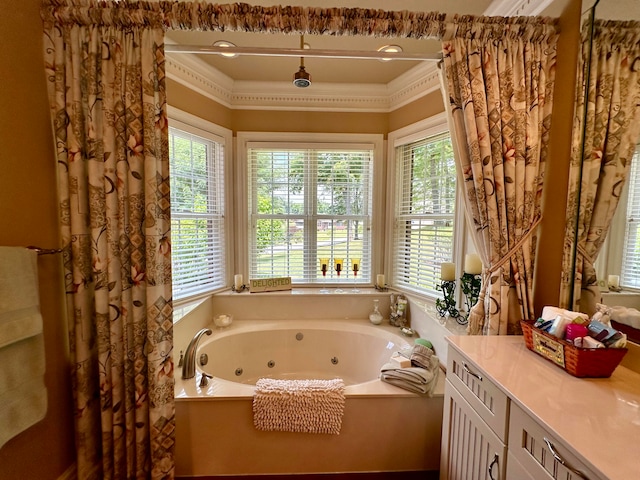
42,1,558,41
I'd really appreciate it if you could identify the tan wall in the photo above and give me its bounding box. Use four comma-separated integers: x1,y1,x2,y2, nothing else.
533,0,582,315
388,89,445,132
167,78,233,129
0,0,76,478
231,109,388,134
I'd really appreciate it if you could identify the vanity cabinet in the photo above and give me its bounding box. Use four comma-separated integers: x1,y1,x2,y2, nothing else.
440,348,508,479
441,339,613,480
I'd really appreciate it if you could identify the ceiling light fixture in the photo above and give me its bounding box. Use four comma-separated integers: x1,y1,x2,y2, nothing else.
293,35,311,88
212,40,238,58
377,44,403,62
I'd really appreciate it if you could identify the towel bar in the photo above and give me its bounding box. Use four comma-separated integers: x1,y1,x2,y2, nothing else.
26,246,63,255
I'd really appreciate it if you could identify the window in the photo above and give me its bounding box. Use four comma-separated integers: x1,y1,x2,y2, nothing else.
240,133,383,285
621,144,640,287
168,110,231,302
388,114,459,296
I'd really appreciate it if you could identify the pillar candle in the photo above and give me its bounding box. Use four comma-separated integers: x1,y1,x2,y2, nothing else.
441,263,456,281
234,274,243,290
464,254,483,275
376,274,385,287
608,275,620,289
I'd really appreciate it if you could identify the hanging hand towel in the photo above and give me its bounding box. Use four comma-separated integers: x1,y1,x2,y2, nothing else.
253,378,345,434
0,247,43,348
0,247,47,448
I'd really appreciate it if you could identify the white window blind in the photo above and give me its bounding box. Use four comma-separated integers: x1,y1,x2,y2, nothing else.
248,143,373,284
621,144,640,288
169,126,226,300
393,132,456,295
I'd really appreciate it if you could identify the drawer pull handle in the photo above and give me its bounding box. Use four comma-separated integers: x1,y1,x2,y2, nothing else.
544,437,588,479
488,453,499,480
462,362,483,381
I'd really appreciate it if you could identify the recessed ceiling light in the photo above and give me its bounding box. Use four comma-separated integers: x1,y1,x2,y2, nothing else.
377,44,403,62
213,40,237,58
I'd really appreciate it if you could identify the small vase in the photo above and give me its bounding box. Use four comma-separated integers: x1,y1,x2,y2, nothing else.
369,299,383,325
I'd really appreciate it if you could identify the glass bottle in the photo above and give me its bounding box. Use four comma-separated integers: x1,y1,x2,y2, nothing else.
369,299,383,325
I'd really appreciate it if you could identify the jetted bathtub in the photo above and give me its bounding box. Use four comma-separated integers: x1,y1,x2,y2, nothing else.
174,319,445,476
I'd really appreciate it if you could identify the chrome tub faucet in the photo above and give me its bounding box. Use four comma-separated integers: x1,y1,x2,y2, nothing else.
181,328,212,379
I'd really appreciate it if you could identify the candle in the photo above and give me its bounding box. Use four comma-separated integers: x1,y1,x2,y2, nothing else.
608,274,620,289
441,263,456,281
464,254,483,275
376,274,385,287
234,274,243,290
334,258,343,275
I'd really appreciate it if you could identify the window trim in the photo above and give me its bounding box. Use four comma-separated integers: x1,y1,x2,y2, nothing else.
236,132,385,286
167,106,234,305
385,113,466,300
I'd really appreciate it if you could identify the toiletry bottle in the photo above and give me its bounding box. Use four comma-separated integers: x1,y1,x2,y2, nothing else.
369,299,383,325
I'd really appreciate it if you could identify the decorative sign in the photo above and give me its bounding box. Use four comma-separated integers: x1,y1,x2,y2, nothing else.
532,331,565,368
249,276,292,293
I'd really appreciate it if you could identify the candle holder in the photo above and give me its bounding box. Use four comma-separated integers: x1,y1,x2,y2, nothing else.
459,273,482,324
351,258,360,293
231,283,247,293
334,258,344,294
319,257,330,294
436,280,459,319
374,283,388,292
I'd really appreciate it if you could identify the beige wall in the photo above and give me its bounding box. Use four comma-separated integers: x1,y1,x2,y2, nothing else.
533,0,582,314
0,0,76,478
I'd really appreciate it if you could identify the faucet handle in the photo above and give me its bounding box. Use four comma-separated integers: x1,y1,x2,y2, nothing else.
199,373,212,388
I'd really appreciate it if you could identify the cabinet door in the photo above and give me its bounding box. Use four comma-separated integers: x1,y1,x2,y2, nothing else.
508,403,602,480
441,380,507,480
446,347,509,441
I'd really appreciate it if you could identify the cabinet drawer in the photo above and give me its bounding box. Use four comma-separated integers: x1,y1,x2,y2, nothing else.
446,347,509,441
508,403,602,480
441,380,506,480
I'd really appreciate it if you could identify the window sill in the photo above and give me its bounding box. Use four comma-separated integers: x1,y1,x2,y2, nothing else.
215,286,395,296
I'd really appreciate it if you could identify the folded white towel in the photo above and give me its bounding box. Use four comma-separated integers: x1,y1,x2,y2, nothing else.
253,378,345,434
380,354,440,396
0,247,43,348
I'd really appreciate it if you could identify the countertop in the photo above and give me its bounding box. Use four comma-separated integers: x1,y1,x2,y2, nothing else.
446,335,640,480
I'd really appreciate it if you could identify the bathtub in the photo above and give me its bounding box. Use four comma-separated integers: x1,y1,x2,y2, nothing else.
174,319,445,476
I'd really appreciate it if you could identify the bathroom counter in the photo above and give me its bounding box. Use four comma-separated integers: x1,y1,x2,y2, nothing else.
446,335,640,480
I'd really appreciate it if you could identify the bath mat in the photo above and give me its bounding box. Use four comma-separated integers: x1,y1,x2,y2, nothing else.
253,378,345,434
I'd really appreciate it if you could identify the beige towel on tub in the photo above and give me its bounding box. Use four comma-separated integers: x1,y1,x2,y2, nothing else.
0,247,47,448
253,378,345,435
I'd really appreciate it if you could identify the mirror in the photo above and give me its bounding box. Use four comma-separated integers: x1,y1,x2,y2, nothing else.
568,0,640,343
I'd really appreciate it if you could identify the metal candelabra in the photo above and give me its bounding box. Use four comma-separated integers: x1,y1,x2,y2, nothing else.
436,280,459,319
459,273,482,325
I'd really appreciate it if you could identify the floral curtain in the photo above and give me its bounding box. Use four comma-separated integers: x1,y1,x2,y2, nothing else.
42,3,174,479
441,17,559,335
560,19,640,315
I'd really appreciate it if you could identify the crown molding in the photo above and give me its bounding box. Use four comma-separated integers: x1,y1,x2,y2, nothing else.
166,53,441,112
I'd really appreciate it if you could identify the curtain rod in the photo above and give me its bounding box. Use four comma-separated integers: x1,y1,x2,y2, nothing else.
164,45,442,61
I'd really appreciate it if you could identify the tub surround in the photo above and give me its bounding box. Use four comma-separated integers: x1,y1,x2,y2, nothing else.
174,305,447,476
444,335,640,479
